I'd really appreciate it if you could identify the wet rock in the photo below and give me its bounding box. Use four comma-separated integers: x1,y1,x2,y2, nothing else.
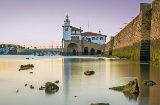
16,89,19,93
45,82,59,93
109,79,139,94
39,86,45,90
55,80,59,84
109,86,124,91
19,64,34,70
30,85,34,89
142,80,156,86
29,72,33,74
39,88,43,90
123,91,139,101
98,58,105,60
84,70,95,76
91,103,109,105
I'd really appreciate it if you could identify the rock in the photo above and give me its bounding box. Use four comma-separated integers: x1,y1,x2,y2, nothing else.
109,79,139,94
55,80,59,84
84,70,95,76
91,103,109,105
19,64,34,70
30,85,34,89
16,89,19,93
39,88,43,90
123,91,139,101
142,80,156,86
98,58,104,60
109,86,124,91
45,82,59,93
29,72,33,74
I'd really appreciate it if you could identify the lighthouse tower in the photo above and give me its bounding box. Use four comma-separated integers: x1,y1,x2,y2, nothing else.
62,15,71,40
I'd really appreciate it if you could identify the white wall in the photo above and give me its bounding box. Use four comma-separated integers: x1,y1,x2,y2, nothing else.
63,27,71,40
64,21,70,26
76,31,80,34
82,36,106,44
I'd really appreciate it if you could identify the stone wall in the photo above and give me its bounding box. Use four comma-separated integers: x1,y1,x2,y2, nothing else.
63,40,105,56
104,36,114,56
112,13,142,60
105,3,151,60
105,12,142,60
150,0,160,61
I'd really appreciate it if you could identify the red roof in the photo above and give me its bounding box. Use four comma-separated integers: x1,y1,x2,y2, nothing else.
81,32,106,36
71,27,83,31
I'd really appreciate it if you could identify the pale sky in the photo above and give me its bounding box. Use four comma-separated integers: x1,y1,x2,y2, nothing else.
0,0,152,48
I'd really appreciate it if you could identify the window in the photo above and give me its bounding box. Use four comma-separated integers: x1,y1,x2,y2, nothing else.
92,37,95,40
88,38,91,41
86,37,88,40
65,28,68,31
82,37,84,40
100,37,103,40
96,37,99,40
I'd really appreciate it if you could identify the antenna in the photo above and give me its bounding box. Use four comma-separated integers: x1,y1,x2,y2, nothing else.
88,20,89,32
52,41,53,49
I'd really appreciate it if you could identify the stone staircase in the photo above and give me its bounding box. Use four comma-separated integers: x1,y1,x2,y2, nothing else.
140,40,150,61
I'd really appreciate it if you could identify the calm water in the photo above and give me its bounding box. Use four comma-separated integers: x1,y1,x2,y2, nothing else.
0,55,159,105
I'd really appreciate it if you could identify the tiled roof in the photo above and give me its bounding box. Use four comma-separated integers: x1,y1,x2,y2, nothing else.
81,32,106,36
71,27,83,31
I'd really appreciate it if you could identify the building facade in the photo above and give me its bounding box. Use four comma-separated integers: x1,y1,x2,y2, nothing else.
62,15,107,56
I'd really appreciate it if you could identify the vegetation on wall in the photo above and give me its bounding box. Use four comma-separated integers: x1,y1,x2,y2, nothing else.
145,8,152,30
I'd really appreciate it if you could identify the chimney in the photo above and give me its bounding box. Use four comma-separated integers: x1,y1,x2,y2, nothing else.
99,31,101,34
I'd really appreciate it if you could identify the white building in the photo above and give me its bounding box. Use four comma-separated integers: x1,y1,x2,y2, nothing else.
62,15,106,45
62,15,107,56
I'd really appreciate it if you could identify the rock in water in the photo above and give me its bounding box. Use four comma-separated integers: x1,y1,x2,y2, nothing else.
84,70,95,76
123,79,139,94
45,82,59,93
142,80,156,86
109,79,139,94
19,64,34,70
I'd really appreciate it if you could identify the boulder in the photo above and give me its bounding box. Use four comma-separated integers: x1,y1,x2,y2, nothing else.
45,82,59,93
91,103,109,105
142,80,156,86
84,70,95,76
109,79,139,94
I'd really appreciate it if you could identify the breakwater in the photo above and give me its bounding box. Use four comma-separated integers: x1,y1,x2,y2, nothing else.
105,0,160,61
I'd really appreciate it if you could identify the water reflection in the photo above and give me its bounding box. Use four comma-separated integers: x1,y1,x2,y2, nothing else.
139,62,150,105
149,62,160,105
0,56,160,105
62,58,109,105
63,58,71,105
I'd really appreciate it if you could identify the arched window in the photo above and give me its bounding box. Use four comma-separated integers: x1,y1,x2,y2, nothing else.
100,37,103,40
92,37,95,40
65,28,68,31
96,37,99,40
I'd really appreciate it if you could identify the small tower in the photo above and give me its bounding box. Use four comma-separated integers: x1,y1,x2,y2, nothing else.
62,15,71,40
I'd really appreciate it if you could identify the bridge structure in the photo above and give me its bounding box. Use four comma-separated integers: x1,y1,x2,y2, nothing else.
29,48,62,55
